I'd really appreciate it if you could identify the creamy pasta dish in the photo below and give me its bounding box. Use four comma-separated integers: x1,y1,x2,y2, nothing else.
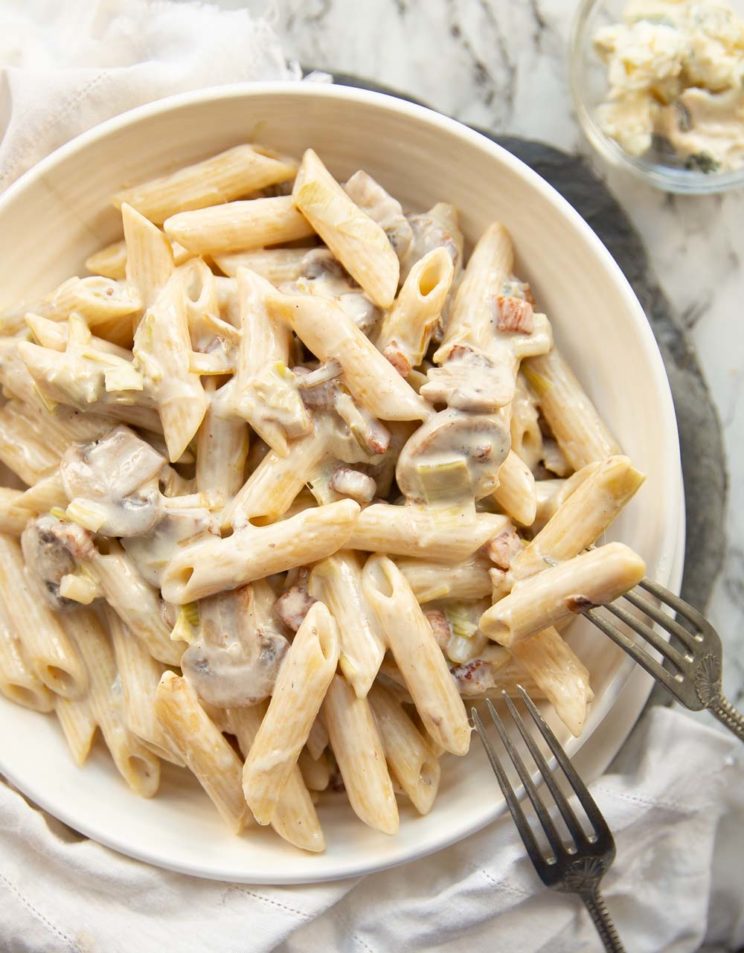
0,143,646,851
593,0,744,172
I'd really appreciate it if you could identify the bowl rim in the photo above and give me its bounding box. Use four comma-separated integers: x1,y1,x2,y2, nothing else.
569,0,744,195
0,80,686,882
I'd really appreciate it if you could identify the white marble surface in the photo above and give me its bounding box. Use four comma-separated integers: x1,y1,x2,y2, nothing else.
265,0,744,709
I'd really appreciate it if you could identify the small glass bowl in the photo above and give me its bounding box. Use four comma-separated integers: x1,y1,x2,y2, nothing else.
570,0,744,194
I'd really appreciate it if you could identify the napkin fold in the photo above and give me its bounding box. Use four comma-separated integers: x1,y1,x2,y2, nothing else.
2,3,744,951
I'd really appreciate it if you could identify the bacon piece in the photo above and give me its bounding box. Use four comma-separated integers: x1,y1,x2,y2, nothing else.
424,608,453,651
495,295,534,334
485,526,523,570
382,343,411,377
274,585,317,632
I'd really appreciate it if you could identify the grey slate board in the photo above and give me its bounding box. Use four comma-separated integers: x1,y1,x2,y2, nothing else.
331,72,727,610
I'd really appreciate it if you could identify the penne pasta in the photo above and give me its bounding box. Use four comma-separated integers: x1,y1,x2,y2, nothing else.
0,587,54,712
309,551,385,698
397,553,493,603
229,704,324,853
368,682,441,815
164,195,314,255
491,450,538,528
523,348,621,470
55,695,97,766
242,601,339,825
162,499,360,604
114,144,298,224
323,674,399,834
155,672,249,832
293,149,400,307
480,542,647,646
213,247,312,283
122,203,174,311
363,555,471,756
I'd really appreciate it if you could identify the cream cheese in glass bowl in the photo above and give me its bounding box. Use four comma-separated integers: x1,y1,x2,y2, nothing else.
571,0,744,192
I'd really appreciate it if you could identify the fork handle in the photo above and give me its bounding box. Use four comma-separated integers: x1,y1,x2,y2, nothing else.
581,889,627,953
710,696,744,743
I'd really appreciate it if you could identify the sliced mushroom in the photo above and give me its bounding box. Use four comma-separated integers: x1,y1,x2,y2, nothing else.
21,515,96,609
420,345,514,413
181,582,289,709
60,426,165,537
396,408,511,504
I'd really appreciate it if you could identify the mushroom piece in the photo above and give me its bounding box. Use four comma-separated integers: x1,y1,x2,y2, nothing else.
181,582,290,709
121,506,215,588
395,408,511,504
344,170,414,262
20,515,96,609
420,345,514,413
60,426,166,537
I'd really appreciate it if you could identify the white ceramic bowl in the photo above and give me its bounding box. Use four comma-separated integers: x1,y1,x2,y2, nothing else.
0,83,684,884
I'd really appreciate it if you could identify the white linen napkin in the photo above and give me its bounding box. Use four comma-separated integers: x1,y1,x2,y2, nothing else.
2,3,744,951
1,707,742,953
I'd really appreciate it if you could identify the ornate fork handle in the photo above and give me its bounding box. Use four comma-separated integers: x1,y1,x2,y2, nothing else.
581,889,627,953
710,696,744,743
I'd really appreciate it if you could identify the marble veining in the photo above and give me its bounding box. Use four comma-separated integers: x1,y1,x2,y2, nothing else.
265,0,744,706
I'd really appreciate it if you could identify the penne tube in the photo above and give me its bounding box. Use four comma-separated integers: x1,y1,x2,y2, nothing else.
397,553,493,603
228,268,310,456
306,716,329,761
480,542,646,646
298,749,331,793
435,222,513,360
512,456,645,580
533,478,567,530
266,290,431,422
0,534,87,698
229,705,324,853
309,551,385,698
162,499,360,604
224,428,328,526
293,149,399,307
25,312,133,359
114,144,298,224
376,246,454,375
61,608,161,796
368,682,441,815
45,276,141,326
55,696,97,765
213,247,312,283
133,271,208,462
0,588,54,712
348,503,510,561
86,545,184,666
164,195,314,255
491,451,538,527
0,405,60,485
155,671,249,832
85,240,128,280
523,348,621,470
363,555,471,756
86,238,193,280
107,608,183,766
0,487,30,536
322,674,399,835
122,203,174,311
1,398,108,461
196,383,250,506
242,601,340,825
511,627,594,737
510,373,543,470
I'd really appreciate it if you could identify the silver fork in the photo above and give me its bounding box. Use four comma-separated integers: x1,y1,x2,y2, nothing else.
583,577,744,742
472,688,626,953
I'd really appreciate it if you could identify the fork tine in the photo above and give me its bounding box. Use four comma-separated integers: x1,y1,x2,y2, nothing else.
484,698,565,859
638,578,708,630
601,601,688,668
502,692,589,847
471,707,545,872
622,588,700,650
585,607,681,693
516,686,612,843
